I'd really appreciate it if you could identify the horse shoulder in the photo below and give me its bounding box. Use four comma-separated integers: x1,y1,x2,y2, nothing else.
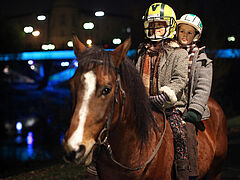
147,111,174,179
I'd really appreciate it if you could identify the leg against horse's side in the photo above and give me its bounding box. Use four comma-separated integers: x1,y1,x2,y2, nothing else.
197,98,228,179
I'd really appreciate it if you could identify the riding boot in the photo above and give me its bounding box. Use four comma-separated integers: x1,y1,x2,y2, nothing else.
174,159,190,180
184,122,199,177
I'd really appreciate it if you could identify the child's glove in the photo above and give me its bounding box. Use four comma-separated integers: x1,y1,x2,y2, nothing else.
183,110,201,123
149,93,169,109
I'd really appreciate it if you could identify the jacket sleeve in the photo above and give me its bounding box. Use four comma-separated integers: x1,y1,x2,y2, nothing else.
166,48,189,101
189,54,213,115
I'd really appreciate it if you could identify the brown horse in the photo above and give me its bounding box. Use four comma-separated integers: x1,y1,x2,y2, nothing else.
63,35,228,179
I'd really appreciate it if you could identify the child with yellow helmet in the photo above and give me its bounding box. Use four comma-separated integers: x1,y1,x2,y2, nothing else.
136,3,190,180
177,14,213,179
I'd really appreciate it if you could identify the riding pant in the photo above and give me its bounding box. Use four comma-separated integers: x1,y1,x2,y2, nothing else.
165,107,188,160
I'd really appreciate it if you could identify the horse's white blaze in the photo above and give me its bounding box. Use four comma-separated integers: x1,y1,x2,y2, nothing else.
67,71,96,151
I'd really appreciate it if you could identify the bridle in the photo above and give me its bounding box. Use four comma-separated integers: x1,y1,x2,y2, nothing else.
87,59,167,171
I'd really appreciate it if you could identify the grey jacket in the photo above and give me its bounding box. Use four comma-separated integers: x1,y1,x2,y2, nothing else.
136,41,189,111
187,47,213,120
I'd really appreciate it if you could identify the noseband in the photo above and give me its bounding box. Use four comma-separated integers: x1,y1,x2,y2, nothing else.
88,58,166,171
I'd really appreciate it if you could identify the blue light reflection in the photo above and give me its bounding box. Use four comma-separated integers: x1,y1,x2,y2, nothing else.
26,132,34,145
0,49,137,61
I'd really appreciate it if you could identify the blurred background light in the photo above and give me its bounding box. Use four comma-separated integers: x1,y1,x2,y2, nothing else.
26,132,34,145
15,135,23,144
0,49,136,61
41,44,55,50
113,38,121,45
25,118,36,127
67,41,73,47
48,44,55,50
41,44,48,51
37,15,46,21
86,39,92,47
126,27,131,33
16,122,23,131
60,61,69,67
227,36,236,42
73,59,78,67
30,65,35,70
28,60,34,65
24,26,33,33
95,11,104,17
83,22,94,30
32,30,40,37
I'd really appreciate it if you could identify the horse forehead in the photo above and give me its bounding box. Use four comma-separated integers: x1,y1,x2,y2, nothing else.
83,71,97,87
94,66,115,83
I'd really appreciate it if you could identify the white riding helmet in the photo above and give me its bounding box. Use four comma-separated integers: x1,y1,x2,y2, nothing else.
177,14,203,42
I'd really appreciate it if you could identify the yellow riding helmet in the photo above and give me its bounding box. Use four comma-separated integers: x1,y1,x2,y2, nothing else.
143,3,177,41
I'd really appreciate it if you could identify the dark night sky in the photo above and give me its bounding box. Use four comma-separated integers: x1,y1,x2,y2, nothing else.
1,0,237,18
1,0,238,27
1,0,239,49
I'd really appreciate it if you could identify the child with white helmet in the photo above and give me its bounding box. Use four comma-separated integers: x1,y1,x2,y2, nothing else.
136,3,190,180
177,14,213,179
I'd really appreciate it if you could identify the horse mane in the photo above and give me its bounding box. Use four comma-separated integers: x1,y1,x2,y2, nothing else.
77,46,156,142
118,55,156,142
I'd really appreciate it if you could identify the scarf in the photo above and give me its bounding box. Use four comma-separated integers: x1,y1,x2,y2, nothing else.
183,44,199,83
140,43,163,96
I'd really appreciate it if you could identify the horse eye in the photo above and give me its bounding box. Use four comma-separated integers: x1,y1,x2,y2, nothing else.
101,87,112,96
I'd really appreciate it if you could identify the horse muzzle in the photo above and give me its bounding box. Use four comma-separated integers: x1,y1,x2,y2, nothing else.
63,139,95,166
63,144,86,164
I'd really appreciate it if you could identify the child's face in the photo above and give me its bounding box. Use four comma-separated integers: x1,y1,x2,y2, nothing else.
149,21,166,37
178,24,196,45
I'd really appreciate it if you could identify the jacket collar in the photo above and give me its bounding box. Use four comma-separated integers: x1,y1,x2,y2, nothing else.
196,47,212,64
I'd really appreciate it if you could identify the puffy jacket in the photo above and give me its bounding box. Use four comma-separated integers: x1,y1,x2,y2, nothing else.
136,40,189,112
187,47,213,120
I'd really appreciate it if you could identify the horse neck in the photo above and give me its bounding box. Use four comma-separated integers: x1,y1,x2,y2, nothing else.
107,90,160,166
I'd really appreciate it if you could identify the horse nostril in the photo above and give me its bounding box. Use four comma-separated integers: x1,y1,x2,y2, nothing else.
63,145,86,164
77,145,86,158
63,151,76,163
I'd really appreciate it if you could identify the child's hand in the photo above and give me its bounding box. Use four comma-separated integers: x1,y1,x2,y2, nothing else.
183,110,201,123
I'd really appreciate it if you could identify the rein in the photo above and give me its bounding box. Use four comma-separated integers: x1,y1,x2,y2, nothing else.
94,60,167,171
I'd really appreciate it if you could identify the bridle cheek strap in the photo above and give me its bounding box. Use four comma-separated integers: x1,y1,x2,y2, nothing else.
96,72,124,145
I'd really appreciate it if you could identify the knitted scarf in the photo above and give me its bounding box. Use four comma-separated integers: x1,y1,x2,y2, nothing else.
139,43,163,96
184,44,199,82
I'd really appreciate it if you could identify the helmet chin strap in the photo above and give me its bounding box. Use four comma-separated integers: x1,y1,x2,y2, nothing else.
149,26,170,41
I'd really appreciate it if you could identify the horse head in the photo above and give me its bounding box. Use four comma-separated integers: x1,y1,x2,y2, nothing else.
63,35,131,165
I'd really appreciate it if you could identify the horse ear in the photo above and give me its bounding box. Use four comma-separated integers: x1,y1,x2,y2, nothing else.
72,34,86,57
111,37,131,68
